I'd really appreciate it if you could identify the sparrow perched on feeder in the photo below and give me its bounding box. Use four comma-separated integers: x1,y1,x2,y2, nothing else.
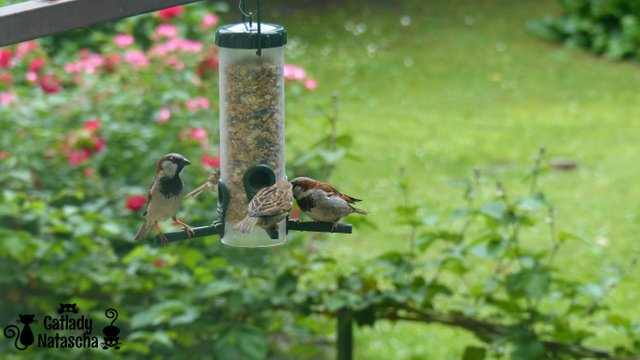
186,168,220,198
135,153,194,245
289,177,368,230
233,180,293,234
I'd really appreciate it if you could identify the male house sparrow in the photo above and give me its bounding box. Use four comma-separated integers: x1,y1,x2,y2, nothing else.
135,153,194,245
186,168,220,198
290,177,368,230
233,180,293,234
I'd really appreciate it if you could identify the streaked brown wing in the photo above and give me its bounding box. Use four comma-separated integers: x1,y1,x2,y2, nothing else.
317,182,362,203
248,185,293,217
339,193,362,203
142,178,157,216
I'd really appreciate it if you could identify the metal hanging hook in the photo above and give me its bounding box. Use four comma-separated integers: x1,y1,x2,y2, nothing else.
239,0,253,27
239,0,262,56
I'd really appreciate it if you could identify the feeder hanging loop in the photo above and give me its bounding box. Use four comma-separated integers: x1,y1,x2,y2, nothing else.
238,0,262,56
239,0,252,27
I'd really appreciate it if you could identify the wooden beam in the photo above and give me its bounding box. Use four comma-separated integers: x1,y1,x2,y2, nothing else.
0,0,202,47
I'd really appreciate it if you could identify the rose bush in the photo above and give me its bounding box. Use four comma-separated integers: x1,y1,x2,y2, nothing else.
0,4,324,358
1,2,639,360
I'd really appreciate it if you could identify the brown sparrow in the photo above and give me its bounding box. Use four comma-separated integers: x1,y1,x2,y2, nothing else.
185,168,220,198
233,180,293,234
290,177,368,230
135,153,194,245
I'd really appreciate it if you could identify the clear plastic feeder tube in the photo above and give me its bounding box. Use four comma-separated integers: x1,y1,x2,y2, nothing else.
216,23,287,247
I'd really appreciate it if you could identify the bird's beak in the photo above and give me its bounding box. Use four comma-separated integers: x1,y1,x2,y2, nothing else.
182,158,191,166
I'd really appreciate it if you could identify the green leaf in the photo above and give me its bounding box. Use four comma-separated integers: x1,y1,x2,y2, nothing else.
318,148,347,164
354,306,376,327
462,346,486,360
479,201,506,220
129,300,185,328
213,325,267,360
607,314,631,330
169,307,200,326
195,279,239,298
179,248,204,270
335,134,354,148
98,221,121,236
558,231,583,243
516,195,546,213
1,233,27,259
506,267,551,301
325,294,348,312
510,336,544,360
150,330,173,347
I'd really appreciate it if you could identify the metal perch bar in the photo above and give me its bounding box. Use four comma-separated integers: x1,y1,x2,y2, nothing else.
156,224,222,244
155,220,352,243
286,221,352,234
0,0,203,47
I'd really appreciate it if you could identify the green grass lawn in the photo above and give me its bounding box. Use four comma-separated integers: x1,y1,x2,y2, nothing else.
274,0,640,358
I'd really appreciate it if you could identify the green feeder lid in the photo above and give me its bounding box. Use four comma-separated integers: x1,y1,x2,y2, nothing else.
215,23,287,49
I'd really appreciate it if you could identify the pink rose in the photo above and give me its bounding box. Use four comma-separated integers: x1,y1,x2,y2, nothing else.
114,34,134,47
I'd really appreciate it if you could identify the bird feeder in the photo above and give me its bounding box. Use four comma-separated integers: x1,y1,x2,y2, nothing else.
156,1,354,247
215,7,287,247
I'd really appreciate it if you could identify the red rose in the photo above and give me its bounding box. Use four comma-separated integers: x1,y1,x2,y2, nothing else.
153,258,166,268
156,6,183,21
126,195,147,212
0,73,13,85
91,136,105,153
103,53,121,72
67,149,90,165
0,50,12,68
196,56,219,78
29,57,44,73
83,119,101,131
38,73,61,94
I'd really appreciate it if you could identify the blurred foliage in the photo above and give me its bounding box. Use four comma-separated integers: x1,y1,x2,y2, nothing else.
529,0,640,60
0,2,639,360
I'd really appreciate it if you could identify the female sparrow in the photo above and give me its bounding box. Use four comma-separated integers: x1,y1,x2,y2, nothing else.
135,153,194,245
186,168,220,198
233,180,293,234
289,177,368,230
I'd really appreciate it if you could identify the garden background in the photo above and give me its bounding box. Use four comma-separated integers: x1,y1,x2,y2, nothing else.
1,0,640,359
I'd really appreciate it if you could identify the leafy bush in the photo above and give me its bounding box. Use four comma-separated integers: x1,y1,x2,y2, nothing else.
0,3,322,359
1,2,639,359
528,0,640,60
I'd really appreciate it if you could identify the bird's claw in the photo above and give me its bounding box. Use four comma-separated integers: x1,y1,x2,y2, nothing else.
183,225,194,238
157,232,169,246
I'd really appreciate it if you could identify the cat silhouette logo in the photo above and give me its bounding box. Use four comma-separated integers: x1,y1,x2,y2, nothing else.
101,309,121,350
57,303,79,314
3,314,37,351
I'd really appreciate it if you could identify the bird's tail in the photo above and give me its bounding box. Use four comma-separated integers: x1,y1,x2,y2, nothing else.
135,221,153,241
185,183,208,199
351,206,368,215
233,216,258,233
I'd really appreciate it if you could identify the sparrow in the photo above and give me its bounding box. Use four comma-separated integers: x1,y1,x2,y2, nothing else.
186,168,220,198
289,177,368,230
233,180,293,234
134,153,194,245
